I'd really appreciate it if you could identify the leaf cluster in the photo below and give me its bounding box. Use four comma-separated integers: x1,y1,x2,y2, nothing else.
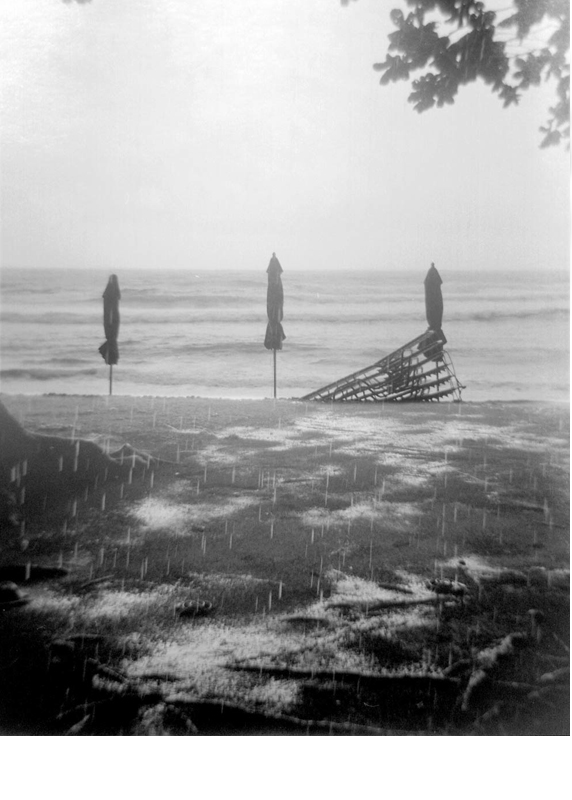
371,0,570,146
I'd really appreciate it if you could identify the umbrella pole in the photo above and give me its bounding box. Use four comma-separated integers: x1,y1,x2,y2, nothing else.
109,364,113,396
273,349,277,399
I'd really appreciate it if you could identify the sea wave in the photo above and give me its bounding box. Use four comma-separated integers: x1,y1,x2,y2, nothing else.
0,367,98,381
2,306,567,328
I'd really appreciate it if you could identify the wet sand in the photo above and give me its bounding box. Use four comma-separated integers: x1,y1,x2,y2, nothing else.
0,394,569,735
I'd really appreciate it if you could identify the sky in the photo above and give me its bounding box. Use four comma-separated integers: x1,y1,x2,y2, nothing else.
0,0,569,273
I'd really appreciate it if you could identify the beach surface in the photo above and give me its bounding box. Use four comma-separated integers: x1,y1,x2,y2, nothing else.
0,394,569,735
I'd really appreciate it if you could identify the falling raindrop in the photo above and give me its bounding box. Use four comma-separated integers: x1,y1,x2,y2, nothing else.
101,493,106,511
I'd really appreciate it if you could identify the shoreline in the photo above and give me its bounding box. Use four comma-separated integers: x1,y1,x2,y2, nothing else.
1,390,569,405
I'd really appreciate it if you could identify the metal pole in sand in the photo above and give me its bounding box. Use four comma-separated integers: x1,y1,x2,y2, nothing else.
109,364,113,396
273,349,277,399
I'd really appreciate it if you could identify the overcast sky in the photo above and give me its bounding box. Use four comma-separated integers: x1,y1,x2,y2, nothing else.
0,0,568,272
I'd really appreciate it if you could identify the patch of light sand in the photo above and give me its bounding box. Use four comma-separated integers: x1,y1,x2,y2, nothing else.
217,425,291,445
191,443,264,466
25,585,177,623
81,587,176,621
123,567,441,710
300,500,420,530
132,495,257,534
440,554,497,578
327,569,433,605
125,617,358,708
186,571,279,590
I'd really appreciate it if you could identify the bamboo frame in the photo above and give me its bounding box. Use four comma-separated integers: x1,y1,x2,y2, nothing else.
301,331,464,403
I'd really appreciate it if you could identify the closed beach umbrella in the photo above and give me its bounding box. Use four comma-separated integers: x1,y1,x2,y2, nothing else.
98,274,121,394
264,253,286,398
424,263,446,343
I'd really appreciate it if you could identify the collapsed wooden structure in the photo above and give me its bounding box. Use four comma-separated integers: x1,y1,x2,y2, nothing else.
301,330,464,403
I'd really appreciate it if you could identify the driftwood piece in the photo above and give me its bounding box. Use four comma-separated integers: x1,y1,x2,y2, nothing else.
376,583,413,595
65,714,91,736
225,662,460,688
537,666,570,685
326,596,437,612
136,672,183,683
426,579,467,596
165,697,430,736
443,659,472,678
77,576,114,592
461,633,529,712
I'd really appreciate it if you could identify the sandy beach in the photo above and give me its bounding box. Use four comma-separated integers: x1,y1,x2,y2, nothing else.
0,393,569,735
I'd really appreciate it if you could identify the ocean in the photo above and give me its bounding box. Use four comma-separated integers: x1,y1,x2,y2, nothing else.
0,267,568,403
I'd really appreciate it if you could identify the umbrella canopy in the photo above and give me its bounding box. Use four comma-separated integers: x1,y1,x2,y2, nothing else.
264,253,286,351
424,263,446,343
98,274,121,365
